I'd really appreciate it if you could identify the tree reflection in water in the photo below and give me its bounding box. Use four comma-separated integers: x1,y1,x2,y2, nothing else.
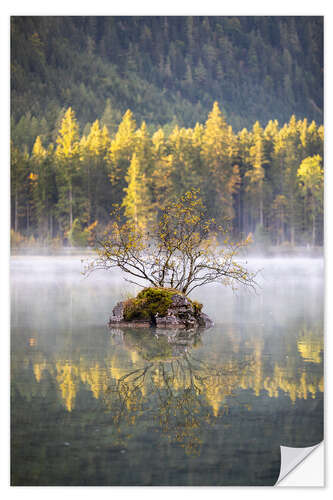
103,328,255,455
13,322,323,460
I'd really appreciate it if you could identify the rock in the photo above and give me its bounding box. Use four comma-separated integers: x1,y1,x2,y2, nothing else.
108,290,213,330
197,313,214,329
109,302,151,327
156,313,186,329
170,294,192,308
109,301,124,322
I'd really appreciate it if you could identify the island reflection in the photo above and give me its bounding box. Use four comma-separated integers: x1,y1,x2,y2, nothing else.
14,323,323,457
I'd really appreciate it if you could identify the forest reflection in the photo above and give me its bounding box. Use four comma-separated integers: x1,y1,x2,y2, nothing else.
13,322,323,456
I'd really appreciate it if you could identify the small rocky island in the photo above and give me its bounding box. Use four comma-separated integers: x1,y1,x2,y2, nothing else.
108,287,213,330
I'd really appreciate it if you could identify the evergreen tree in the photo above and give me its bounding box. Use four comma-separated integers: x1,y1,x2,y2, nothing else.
297,155,323,246
11,143,31,234
122,153,153,232
167,126,202,199
270,194,288,245
107,109,137,205
201,102,237,224
55,107,80,232
82,120,111,224
30,136,56,239
100,98,121,137
245,121,267,230
151,128,174,213
235,127,251,235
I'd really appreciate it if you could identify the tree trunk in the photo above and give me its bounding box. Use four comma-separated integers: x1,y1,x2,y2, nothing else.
15,188,18,233
87,162,92,224
69,184,73,230
242,199,247,236
281,210,285,244
290,224,295,246
289,194,295,246
312,206,316,247
27,203,30,233
237,189,243,236
50,212,53,239
259,192,264,227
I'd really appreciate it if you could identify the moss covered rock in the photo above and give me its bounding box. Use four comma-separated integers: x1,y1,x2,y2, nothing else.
108,287,213,330
123,287,178,322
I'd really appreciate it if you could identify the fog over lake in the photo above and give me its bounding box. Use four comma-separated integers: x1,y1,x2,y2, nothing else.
11,255,324,486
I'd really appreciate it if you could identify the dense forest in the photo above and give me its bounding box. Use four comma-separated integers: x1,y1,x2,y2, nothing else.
10,16,324,248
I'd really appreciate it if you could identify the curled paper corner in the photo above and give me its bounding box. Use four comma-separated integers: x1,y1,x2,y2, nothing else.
276,442,324,486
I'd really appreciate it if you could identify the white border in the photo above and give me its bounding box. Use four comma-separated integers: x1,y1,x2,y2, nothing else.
2,1,331,497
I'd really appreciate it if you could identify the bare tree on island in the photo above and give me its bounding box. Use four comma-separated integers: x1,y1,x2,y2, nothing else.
84,189,257,296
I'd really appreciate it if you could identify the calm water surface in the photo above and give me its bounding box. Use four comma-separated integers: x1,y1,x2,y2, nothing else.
11,256,324,486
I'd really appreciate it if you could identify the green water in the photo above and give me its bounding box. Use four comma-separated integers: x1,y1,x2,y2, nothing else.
11,256,324,486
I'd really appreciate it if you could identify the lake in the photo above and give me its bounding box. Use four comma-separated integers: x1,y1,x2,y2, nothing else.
10,255,324,486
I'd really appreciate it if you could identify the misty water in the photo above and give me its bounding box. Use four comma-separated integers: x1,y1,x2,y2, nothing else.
11,255,324,486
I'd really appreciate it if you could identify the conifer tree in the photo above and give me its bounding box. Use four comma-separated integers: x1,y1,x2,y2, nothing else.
235,128,251,235
81,120,108,223
270,194,288,245
168,126,202,199
122,153,153,232
151,128,174,212
270,116,302,245
135,121,154,177
297,155,323,246
55,107,80,232
100,98,121,137
107,109,137,205
201,102,236,224
11,142,31,234
30,136,56,239
245,121,266,230
282,116,303,245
